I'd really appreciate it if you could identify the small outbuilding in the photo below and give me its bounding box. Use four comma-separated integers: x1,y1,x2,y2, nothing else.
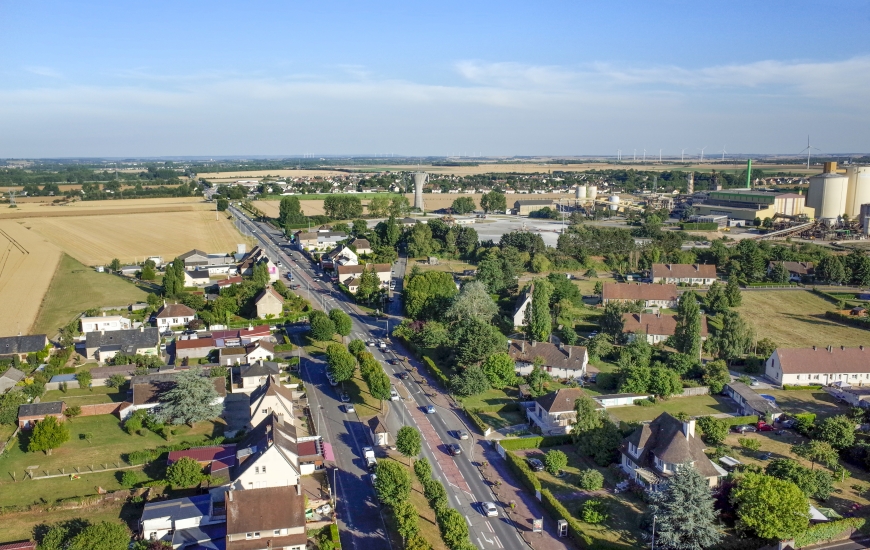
18,401,66,429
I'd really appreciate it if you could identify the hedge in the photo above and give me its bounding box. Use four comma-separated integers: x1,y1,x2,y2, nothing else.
718,415,758,428
794,518,865,548
784,385,824,391
329,523,342,548
413,457,474,550
499,435,572,451
503,448,541,491
422,355,450,388
467,402,521,414
825,310,870,330
465,408,490,432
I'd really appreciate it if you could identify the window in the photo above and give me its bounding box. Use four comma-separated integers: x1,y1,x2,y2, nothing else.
246,532,261,539
262,409,268,414
255,467,259,474
796,375,801,380
262,466,266,473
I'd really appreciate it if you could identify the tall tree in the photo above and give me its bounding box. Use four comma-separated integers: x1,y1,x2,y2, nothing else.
28,416,70,455
730,472,809,540
278,196,305,225
155,367,222,426
329,309,353,339
309,310,336,341
450,365,490,396
673,291,702,357
481,352,517,389
572,395,604,437
404,270,458,320
444,281,498,324
326,344,356,384
526,281,552,343
708,310,751,364
724,277,742,307
356,265,381,304
480,191,507,214
396,426,422,466
166,456,205,487
817,255,847,284
451,196,476,214
67,521,130,550
768,262,790,284
454,318,507,367
647,465,722,550
815,414,856,450
373,460,412,507
704,281,730,313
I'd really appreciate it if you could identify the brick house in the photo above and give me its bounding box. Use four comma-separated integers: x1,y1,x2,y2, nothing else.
18,401,66,429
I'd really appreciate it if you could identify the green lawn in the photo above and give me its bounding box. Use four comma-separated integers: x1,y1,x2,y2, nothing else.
764,389,848,421
0,415,222,507
42,386,127,406
0,493,138,542
32,254,149,335
608,395,734,423
477,411,526,430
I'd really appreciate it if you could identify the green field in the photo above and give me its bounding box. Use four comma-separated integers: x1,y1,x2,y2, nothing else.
42,386,127,406
736,290,870,348
0,415,222,507
608,394,734,423
32,254,149,336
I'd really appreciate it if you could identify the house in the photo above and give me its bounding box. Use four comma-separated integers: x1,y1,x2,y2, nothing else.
619,413,726,490
349,238,372,255
253,288,285,319
651,264,717,285
0,541,36,550
239,361,281,391
320,246,358,269
155,303,197,329
179,249,235,269
119,265,139,277
18,401,66,429
768,261,814,282
237,247,278,282
512,287,533,327
84,327,160,361
0,334,49,360
850,306,868,317
221,341,274,366
121,372,226,420
0,367,25,394
397,217,419,228
140,493,226,544
211,325,271,347
217,276,244,290
526,388,596,435
336,263,392,288
249,375,294,428
507,341,590,380
80,313,132,333
724,381,782,420
621,313,709,344
174,337,217,362
293,230,348,252
228,413,324,491
184,270,212,287
368,416,390,446
601,283,679,309
88,364,136,387
220,347,248,366
225,486,307,550
765,346,870,386
345,277,362,293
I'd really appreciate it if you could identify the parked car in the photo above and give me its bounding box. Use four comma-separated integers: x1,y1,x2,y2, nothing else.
425,405,436,414
447,444,462,456
756,421,775,432
315,503,332,514
527,458,544,471
758,452,773,461
345,403,355,413
732,425,757,433
749,377,760,387
457,430,469,440
340,392,350,403
482,502,498,517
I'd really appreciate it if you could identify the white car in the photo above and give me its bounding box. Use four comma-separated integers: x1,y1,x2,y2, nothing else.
483,502,498,517
390,387,400,401
345,403,355,413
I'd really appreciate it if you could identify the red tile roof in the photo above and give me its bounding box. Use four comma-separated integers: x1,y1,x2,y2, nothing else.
174,338,217,350
156,303,196,318
651,263,716,280
775,346,870,374
168,444,237,469
297,440,320,457
0,542,36,550
602,283,679,302
622,313,709,336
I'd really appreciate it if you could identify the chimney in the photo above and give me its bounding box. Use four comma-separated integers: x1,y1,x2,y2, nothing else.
140,326,144,332
531,341,536,347
296,483,302,496
521,341,525,353
682,419,696,440
568,346,572,358
102,311,106,317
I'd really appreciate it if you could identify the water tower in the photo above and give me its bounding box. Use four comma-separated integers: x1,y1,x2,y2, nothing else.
413,172,428,211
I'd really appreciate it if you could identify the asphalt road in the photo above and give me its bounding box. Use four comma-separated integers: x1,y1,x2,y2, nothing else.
229,206,526,550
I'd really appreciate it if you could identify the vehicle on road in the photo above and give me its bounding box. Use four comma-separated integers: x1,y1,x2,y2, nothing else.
527,458,544,471
457,430,469,440
483,502,498,517
367,340,376,347
327,373,338,386
390,387,400,401
396,372,409,380
363,447,377,470
277,262,283,268
387,359,400,365
447,444,462,456
377,340,387,349
425,405,436,414
345,403,355,413
340,392,350,403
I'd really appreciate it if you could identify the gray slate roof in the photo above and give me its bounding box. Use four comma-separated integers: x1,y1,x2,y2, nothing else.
726,381,782,416
18,401,64,417
240,361,280,378
85,328,159,353
0,335,48,355
622,412,720,479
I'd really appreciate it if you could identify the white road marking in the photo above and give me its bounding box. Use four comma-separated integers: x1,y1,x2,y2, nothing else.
495,535,503,548
487,522,494,533
481,532,493,545
465,515,472,527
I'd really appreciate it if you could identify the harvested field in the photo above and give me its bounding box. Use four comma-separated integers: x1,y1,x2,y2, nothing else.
0,221,62,335
32,254,149,335
0,197,211,219
24,211,249,266
736,290,870,348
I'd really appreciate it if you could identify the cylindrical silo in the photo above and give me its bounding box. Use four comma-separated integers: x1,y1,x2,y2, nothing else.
575,185,587,201
587,185,598,201
608,195,620,211
845,167,870,218
807,172,849,222
412,172,427,211
861,204,870,235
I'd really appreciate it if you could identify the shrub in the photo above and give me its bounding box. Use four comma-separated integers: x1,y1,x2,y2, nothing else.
634,398,654,407
120,470,139,488
580,499,608,524
738,437,762,452
578,469,604,491
544,449,567,475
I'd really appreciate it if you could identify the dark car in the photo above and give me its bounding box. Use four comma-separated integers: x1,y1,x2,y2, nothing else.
732,425,757,433
447,444,462,456
388,359,400,365
527,458,544,472
397,372,409,380
340,392,350,403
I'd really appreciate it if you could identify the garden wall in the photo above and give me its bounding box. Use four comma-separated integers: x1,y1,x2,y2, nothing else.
78,402,125,417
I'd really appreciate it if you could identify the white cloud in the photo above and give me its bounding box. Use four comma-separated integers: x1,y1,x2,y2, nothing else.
24,66,63,78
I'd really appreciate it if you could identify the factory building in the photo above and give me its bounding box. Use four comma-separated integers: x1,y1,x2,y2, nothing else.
694,189,808,222
806,162,870,224
514,199,556,215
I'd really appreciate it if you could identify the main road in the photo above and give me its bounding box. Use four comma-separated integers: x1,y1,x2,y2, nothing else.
228,206,527,550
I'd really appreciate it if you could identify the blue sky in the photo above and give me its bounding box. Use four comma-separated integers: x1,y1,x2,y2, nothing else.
1,0,869,157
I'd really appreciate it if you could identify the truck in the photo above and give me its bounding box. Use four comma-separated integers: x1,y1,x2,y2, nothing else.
363,447,377,470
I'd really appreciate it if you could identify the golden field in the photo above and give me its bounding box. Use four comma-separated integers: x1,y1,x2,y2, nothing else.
22,210,249,266
0,221,63,335
255,192,571,218
0,196,211,219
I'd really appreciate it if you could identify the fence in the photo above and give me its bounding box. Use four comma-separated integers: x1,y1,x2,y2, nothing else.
676,386,710,397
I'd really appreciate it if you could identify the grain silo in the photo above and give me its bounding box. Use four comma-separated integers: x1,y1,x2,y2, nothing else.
587,185,598,202
575,185,587,201
608,195,620,211
845,166,870,218
806,162,848,223
412,172,427,211
861,203,870,236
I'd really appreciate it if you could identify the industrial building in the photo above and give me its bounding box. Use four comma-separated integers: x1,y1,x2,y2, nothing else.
806,162,870,224
693,189,808,222
514,199,556,215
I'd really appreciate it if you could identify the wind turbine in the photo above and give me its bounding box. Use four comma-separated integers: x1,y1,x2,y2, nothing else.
798,136,821,170
633,149,636,161
659,149,662,163
681,149,686,162
720,146,727,161
699,146,707,162
643,148,647,163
